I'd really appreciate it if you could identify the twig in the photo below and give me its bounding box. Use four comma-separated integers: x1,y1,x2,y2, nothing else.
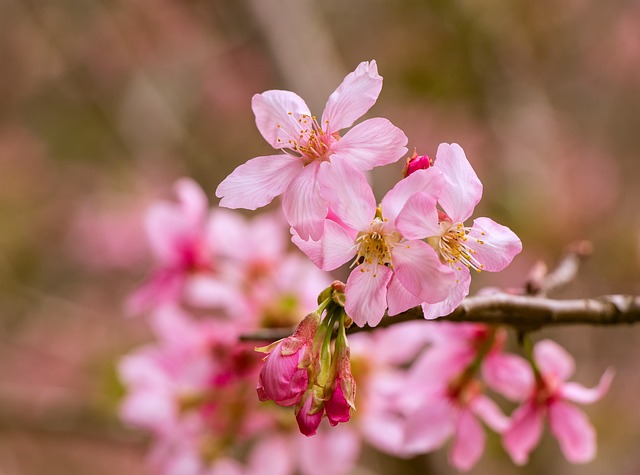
240,294,640,341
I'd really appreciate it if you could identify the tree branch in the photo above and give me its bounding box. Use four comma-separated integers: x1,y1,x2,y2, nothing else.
240,294,640,342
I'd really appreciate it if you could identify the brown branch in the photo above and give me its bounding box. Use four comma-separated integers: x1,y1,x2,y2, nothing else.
240,294,640,341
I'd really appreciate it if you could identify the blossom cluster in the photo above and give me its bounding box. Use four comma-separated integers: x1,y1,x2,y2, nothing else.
216,60,522,327
118,60,614,473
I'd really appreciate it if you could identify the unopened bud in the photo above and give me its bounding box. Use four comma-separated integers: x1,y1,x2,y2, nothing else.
402,149,431,178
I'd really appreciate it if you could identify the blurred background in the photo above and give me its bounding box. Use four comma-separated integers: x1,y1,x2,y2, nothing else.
1,0,640,473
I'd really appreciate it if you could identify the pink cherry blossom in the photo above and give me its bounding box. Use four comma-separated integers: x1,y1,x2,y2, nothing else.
294,159,455,327
395,142,522,319
215,60,408,241
497,339,614,465
400,323,510,471
126,178,217,315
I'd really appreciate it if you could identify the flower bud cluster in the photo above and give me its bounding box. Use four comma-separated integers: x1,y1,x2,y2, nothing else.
256,285,356,436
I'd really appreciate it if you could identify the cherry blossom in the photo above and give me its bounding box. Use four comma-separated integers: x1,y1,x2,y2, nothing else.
497,339,614,465
396,142,522,319
400,322,510,471
293,159,456,326
215,60,408,241
126,178,223,315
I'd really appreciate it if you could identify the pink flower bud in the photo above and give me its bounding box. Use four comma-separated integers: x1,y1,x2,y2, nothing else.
257,339,309,406
324,337,356,426
296,391,323,437
256,313,319,406
403,149,431,177
325,377,355,426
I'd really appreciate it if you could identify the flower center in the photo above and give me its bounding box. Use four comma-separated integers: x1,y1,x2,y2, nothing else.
277,113,337,164
436,221,485,272
353,218,399,272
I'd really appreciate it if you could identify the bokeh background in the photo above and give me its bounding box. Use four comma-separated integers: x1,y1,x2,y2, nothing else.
1,0,640,474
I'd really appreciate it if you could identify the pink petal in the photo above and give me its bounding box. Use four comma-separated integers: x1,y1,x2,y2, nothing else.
298,425,361,475
248,435,295,475
206,208,247,259
386,275,424,316
561,368,614,404
360,411,406,456
282,161,327,241
407,346,473,395
296,395,323,437
319,219,358,271
403,398,455,455
503,402,544,465
395,192,441,240
252,90,311,149
125,270,184,316
216,154,303,210
534,339,575,382
381,167,443,225
482,351,534,401
548,401,596,463
471,394,510,433
466,217,522,272
321,60,382,134
145,204,189,265
421,268,470,319
345,263,392,327
450,409,485,472
332,118,407,170
391,239,455,304
291,229,324,269
434,143,482,222
318,160,375,231
174,178,207,224
373,321,432,365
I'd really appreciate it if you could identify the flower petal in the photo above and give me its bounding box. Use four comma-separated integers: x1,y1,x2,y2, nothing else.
391,239,455,304
282,161,327,241
466,217,522,272
332,118,407,170
248,435,295,475
403,398,455,455
386,275,424,316
503,402,544,465
471,394,510,433
298,425,361,475
482,351,534,402
450,409,485,472
548,401,596,463
434,143,482,222
395,191,441,240
381,167,443,225
421,268,470,319
561,368,614,404
321,60,383,134
175,178,208,224
534,339,575,382
372,321,432,365
252,90,311,149
216,154,303,210
318,159,375,231
345,263,392,327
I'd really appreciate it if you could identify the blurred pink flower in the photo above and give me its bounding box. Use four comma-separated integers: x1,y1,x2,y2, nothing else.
215,60,408,241
395,143,522,319
400,323,510,471
126,178,218,315
294,159,455,326
500,339,614,465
